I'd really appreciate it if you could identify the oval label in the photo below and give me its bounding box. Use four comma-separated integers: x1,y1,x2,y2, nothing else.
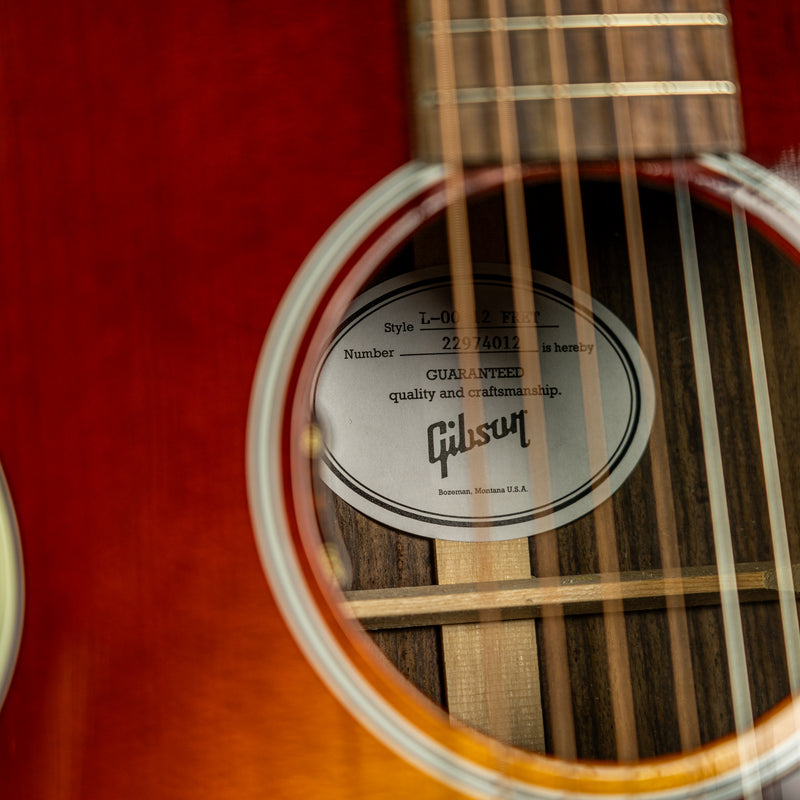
314,267,654,541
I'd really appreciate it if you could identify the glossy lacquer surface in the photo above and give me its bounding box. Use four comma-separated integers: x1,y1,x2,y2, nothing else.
0,1,798,798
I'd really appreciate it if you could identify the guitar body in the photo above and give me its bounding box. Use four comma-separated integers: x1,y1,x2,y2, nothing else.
0,1,798,799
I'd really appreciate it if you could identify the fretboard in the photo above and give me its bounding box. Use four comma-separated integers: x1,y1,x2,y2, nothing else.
409,0,743,163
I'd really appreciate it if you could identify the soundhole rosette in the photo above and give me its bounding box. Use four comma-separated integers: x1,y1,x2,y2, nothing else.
0,464,23,711
247,155,800,799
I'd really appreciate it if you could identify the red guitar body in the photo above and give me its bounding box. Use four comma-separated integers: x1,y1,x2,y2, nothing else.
0,2,797,798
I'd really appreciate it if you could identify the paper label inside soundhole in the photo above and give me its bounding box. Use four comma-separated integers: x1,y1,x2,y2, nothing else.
313,267,655,541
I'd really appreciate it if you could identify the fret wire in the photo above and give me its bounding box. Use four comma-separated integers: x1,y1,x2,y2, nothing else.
414,12,728,37
419,80,736,108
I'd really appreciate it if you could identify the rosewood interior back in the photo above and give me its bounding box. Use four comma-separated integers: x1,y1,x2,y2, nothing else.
326,177,800,759
1,1,800,799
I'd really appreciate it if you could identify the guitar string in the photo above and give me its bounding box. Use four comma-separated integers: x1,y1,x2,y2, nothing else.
719,0,800,701
670,4,782,796
734,195,800,792
485,0,578,760
731,194,800,794
543,0,639,762
429,0,536,759
731,201,800,695
599,0,702,753
674,164,762,800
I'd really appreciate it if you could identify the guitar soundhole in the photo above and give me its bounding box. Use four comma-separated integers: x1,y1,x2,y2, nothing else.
311,176,800,762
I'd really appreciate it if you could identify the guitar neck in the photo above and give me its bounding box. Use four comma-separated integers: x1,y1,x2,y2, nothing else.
409,0,743,163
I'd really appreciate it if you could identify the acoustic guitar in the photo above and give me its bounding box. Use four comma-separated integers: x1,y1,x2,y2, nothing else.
1,1,800,799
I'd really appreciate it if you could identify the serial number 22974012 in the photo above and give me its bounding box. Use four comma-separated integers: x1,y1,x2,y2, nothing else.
441,334,521,351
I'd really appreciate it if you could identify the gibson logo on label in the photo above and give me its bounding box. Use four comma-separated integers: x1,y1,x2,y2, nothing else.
427,409,530,479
